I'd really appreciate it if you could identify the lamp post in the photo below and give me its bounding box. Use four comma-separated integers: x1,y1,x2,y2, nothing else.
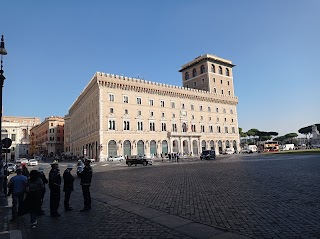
0,35,7,195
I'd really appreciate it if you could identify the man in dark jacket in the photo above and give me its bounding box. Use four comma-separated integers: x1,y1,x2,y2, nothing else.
49,161,61,217
63,164,74,211
37,167,48,215
79,159,92,212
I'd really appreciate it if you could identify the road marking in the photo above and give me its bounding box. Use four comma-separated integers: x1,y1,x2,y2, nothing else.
101,164,109,166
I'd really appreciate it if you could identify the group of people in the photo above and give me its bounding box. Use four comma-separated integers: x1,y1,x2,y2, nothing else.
5,158,93,228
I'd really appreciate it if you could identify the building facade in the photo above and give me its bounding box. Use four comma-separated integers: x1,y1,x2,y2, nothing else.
30,116,64,157
65,54,240,160
2,116,41,161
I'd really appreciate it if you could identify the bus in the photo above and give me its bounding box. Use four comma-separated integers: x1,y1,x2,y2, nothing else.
263,141,279,152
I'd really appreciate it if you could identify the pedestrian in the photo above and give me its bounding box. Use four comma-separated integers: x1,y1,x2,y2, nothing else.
161,153,163,162
0,161,5,196
21,163,30,178
49,160,61,217
79,158,92,212
37,167,48,215
7,168,27,221
176,153,179,162
168,153,171,161
26,170,44,228
63,164,74,211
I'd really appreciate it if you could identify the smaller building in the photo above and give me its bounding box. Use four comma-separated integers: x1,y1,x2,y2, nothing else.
30,116,64,157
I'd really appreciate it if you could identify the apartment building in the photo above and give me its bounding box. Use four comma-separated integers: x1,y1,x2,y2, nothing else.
30,116,64,156
2,116,40,160
65,54,240,160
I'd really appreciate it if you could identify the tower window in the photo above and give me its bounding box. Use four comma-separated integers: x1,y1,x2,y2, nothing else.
200,65,205,74
185,72,189,80
219,66,223,74
211,64,215,73
192,68,197,77
193,82,196,87
226,68,230,76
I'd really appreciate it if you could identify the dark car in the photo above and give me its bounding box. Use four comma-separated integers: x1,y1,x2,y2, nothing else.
126,155,152,166
200,150,216,160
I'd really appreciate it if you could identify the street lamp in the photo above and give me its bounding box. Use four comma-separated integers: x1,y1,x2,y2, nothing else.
0,35,7,195
0,35,7,154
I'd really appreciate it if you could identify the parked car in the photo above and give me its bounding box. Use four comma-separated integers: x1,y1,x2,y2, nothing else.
242,148,253,154
28,159,38,166
126,155,152,166
200,150,216,160
108,155,124,161
224,148,235,155
4,162,17,174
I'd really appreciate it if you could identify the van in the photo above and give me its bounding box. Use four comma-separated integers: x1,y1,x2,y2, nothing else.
200,150,216,160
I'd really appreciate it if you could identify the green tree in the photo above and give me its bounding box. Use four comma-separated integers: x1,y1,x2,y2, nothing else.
284,133,298,144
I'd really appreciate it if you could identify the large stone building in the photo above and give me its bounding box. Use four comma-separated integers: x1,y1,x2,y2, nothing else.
30,116,64,157
65,54,240,160
2,116,40,161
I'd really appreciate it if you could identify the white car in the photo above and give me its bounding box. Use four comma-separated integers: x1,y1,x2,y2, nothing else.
20,158,29,164
28,159,38,166
108,155,124,161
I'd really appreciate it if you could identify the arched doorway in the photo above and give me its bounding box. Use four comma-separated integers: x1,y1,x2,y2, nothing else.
108,140,117,157
210,140,214,150
183,140,189,155
162,140,168,154
150,140,156,156
233,140,237,152
218,140,222,154
123,140,131,157
137,140,144,156
192,140,199,155
172,140,179,153
201,140,206,151
226,140,230,148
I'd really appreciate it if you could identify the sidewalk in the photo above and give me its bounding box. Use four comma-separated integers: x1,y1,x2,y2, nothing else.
0,195,10,239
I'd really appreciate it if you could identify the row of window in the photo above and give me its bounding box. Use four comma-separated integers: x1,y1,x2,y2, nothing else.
110,94,234,113
185,64,230,80
110,108,234,119
108,120,236,134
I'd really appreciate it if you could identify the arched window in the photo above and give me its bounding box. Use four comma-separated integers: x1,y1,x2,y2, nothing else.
185,72,189,80
226,68,230,76
200,65,205,74
213,88,217,93
219,66,223,74
192,68,197,77
211,64,215,73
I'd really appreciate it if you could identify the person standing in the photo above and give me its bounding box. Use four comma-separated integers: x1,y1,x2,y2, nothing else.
49,161,61,217
79,159,92,212
37,167,48,215
21,163,30,178
7,168,27,221
63,164,74,211
26,170,44,228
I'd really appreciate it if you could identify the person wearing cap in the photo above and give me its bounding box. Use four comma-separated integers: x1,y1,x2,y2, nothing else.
37,167,48,215
79,158,93,212
49,160,61,217
63,164,75,211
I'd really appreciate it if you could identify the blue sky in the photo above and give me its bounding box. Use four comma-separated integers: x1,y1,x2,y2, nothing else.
1,0,319,137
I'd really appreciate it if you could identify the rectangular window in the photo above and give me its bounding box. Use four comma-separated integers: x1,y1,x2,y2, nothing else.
225,126,228,133
123,96,129,103
182,103,185,109
110,108,114,114
191,104,194,110
109,94,115,102
150,111,154,117
109,120,115,130
138,110,141,116
161,123,167,131
172,113,175,118
209,126,213,133
217,126,221,133
232,127,235,133
11,134,16,141
124,121,130,130
137,97,142,105
137,122,143,131
149,122,155,131
216,107,219,113
201,125,205,133
171,102,175,108
200,105,203,111
125,109,128,114
149,99,154,106
160,100,165,107
208,106,211,112
162,112,165,118
172,124,177,132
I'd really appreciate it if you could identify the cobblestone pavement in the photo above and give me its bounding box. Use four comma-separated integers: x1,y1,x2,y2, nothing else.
5,153,320,239
90,154,320,239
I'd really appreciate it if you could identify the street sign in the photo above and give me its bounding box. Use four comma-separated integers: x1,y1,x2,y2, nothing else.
1,138,12,149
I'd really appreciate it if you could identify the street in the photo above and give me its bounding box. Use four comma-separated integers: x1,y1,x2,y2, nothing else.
8,153,320,239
